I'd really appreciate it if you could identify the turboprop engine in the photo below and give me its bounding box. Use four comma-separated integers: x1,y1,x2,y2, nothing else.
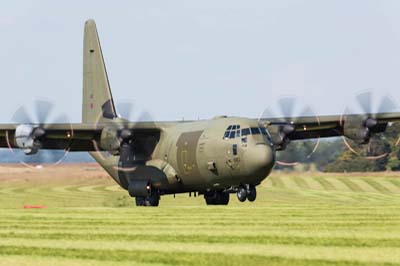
15,124,46,155
342,116,386,144
266,123,295,150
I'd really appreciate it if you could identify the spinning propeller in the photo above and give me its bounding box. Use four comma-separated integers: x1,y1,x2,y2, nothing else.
7,100,72,168
259,96,320,166
93,100,155,172
340,91,399,159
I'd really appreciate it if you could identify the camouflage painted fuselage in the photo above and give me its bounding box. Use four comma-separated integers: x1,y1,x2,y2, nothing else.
91,117,275,194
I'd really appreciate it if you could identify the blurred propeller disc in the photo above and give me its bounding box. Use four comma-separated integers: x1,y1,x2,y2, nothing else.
340,90,399,160
259,96,321,167
7,99,73,169
92,100,155,173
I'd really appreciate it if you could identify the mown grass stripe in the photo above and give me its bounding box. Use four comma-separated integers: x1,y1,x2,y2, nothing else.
313,177,336,190
1,245,393,266
362,179,392,194
337,177,363,192
290,176,309,189
2,232,400,248
389,179,400,189
270,176,285,188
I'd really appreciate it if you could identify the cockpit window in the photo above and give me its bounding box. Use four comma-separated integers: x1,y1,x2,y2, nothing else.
250,127,261,135
260,127,273,141
223,131,230,139
223,124,241,139
241,128,250,136
236,126,241,138
223,125,269,140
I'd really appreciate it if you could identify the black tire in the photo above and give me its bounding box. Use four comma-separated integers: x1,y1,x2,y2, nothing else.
247,186,257,202
237,187,247,202
204,191,229,205
135,193,160,207
217,191,230,205
145,193,160,207
135,196,146,206
205,197,216,205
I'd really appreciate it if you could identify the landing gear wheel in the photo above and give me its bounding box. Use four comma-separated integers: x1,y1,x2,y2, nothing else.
135,197,146,206
237,187,247,202
204,191,230,205
145,193,160,206
247,186,257,202
135,193,160,207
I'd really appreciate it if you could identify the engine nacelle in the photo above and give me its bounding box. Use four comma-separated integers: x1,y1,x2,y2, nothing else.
99,126,121,153
266,124,295,150
15,124,40,155
343,116,381,144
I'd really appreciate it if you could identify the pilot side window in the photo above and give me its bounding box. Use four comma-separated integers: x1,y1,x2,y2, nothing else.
260,127,273,142
241,128,250,136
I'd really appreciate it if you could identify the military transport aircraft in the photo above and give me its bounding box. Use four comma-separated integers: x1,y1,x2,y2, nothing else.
1,19,399,206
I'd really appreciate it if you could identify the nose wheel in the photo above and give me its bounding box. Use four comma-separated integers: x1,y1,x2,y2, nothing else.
236,185,257,202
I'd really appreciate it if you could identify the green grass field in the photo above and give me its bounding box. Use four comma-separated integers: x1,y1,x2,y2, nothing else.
0,165,400,266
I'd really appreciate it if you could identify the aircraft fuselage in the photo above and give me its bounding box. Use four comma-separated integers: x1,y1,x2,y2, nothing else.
91,117,275,195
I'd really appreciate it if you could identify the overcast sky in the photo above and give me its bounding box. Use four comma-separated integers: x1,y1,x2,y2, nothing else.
2,1,400,123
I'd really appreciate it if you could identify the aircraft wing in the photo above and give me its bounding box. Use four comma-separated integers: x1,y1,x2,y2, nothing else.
0,122,162,152
260,112,400,149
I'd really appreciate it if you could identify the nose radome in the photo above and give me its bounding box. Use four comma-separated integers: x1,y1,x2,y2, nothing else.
246,144,275,171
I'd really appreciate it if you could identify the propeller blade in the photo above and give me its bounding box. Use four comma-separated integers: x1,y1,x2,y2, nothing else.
377,95,398,113
51,114,70,124
259,107,276,121
12,106,32,124
117,102,134,120
46,150,68,164
356,91,372,114
34,100,54,123
136,111,153,122
278,97,296,122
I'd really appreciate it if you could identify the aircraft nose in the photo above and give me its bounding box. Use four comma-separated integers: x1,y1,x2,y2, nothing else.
246,144,275,172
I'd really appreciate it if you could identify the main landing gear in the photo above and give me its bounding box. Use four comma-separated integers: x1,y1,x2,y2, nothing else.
237,184,256,202
204,190,230,205
128,181,160,207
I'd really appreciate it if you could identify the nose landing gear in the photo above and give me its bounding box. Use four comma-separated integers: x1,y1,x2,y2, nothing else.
236,184,257,202
237,187,247,202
